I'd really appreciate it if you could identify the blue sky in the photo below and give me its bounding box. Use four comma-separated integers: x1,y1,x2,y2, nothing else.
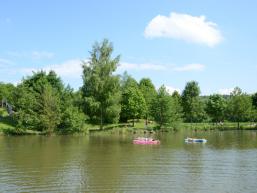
0,0,257,95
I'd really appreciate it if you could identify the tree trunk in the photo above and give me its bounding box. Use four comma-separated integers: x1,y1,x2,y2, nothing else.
145,114,148,126
237,122,240,129
100,107,103,130
132,118,135,127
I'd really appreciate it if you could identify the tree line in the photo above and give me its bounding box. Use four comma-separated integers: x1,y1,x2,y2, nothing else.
1,39,257,133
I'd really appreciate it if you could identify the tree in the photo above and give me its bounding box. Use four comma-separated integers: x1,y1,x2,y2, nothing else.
171,91,183,123
13,71,85,133
120,74,146,125
81,39,121,129
120,84,146,126
251,92,257,123
14,71,64,132
0,82,16,106
252,92,257,109
14,84,40,130
181,81,206,122
226,87,252,128
151,85,174,129
139,78,157,125
206,94,227,123
57,87,86,133
59,105,85,133
120,71,138,91
39,84,61,134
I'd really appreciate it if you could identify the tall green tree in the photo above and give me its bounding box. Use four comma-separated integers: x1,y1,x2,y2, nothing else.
181,81,206,122
39,84,61,134
139,78,157,125
171,91,183,123
81,39,121,129
251,92,257,123
206,94,227,123
120,74,146,125
151,86,174,129
252,92,257,109
226,87,252,128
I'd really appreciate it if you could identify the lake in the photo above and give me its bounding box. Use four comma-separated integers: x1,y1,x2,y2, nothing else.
0,130,257,193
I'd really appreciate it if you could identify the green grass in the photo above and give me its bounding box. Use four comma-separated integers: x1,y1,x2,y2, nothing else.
88,120,257,134
1,106,257,135
0,108,16,134
179,122,257,130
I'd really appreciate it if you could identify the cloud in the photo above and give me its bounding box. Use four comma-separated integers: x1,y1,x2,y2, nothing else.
144,12,222,47
22,59,83,78
7,51,55,60
118,62,167,71
217,88,234,95
173,64,205,72
118,62,205,72
0,58,13,67
164,85,181,95
31,51,55,60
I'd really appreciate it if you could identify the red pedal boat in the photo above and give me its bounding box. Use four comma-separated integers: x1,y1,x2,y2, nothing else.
133,137,160,145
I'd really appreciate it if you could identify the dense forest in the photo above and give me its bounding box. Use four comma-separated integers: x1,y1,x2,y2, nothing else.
1,39,257,134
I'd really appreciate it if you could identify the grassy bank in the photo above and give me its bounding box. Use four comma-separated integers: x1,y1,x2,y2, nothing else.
179,122,257,131
1,107,257,135
0,108,15,135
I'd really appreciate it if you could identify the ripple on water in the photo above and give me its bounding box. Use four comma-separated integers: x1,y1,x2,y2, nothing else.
0,132,257,193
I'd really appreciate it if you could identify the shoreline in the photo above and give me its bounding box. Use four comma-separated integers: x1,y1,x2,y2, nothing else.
1,123,257,136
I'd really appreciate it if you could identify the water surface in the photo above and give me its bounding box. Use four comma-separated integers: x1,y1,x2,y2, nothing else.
0,130,257,193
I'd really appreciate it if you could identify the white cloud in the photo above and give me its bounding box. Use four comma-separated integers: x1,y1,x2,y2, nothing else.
118,62,166,71
7,51,55,60
217,88,234,95
118,62,205,72
164,85,181,95
0,58,13,66
144,12,222,47
22,59,83,78
31,51,55,60
173,64,205,72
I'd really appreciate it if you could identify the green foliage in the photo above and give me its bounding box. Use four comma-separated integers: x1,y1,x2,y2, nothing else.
151,85,180,129
252,92,257,108
81,39,121,129
139,78,157,121
14,84,40,130
206,94,227,123
38,85,61,134
2,39,257,134
181,81,206,122
59,106,85,133
182,81,200,98
0,82,16,105
226,87,253,127
13,71,85,133
120,84,146,125
120,75,146,124
120,71,138,88
171,91,183,123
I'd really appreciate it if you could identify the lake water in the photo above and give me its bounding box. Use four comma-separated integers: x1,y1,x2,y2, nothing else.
0,130,257,193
